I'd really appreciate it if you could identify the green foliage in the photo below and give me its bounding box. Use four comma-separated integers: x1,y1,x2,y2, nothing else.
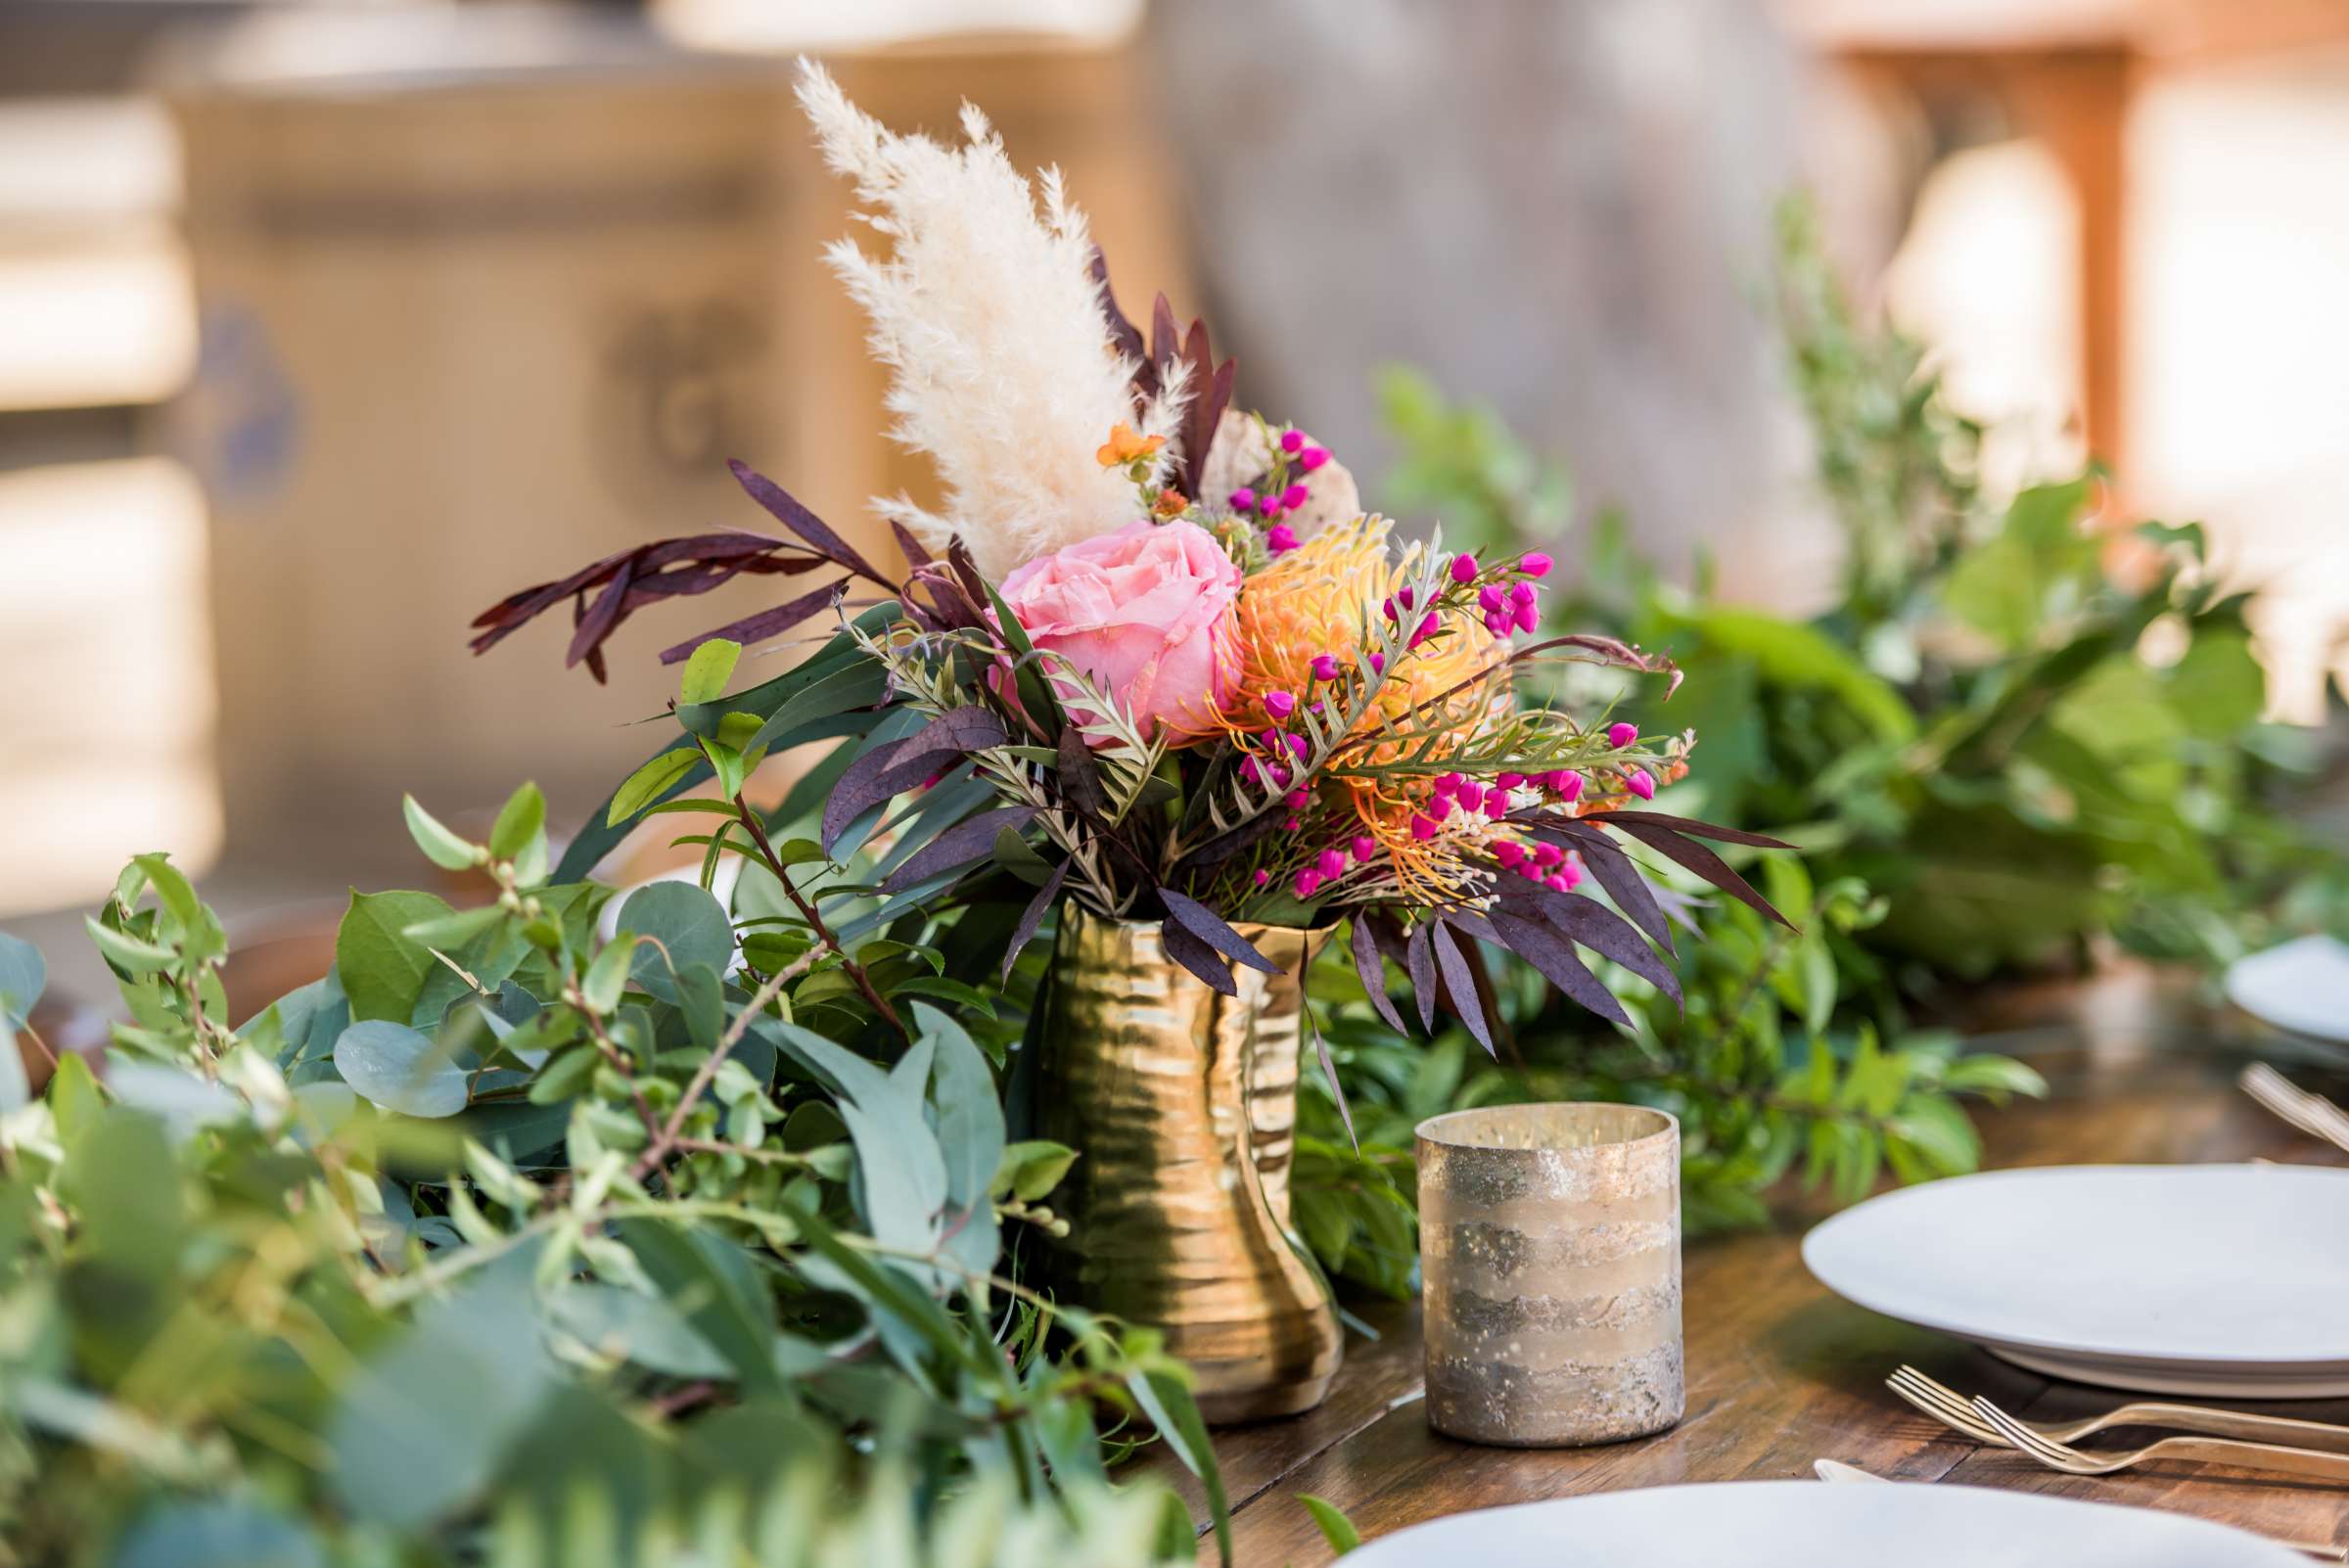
0,779,1216,1565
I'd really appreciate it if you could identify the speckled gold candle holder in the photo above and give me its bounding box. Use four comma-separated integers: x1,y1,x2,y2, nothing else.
1416,1103,1682,1447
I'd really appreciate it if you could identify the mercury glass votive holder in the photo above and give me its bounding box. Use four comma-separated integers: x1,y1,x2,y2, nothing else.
1416,1103,1682,1447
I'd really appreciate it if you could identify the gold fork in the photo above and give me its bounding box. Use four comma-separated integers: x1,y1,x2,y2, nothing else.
2242,1064,2349,1156
1888,1365,2349,1454
1969,1393,2349,1483
1971,1398,2349,1562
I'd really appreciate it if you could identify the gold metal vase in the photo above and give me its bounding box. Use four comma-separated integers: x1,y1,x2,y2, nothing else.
1033,906,1343,1422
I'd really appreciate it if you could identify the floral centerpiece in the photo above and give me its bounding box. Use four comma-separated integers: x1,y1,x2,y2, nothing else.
473,63,1789,1419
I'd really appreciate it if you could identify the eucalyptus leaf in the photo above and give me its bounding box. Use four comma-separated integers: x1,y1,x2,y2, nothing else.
333,1020,469,1118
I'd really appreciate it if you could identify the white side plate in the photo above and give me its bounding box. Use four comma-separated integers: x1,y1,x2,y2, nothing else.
2227,934,2349,1043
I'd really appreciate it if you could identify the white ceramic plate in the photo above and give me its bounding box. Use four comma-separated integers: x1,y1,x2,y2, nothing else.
2227,934,2349,1043
1802,1164,2349,1397
1345,1481,2302,1567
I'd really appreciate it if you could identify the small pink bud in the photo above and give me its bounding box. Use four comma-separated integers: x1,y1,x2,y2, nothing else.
1520,551,1553,577
1427,795,1452,822
1513,599,1539,633
1553,769,1586,802
1534,841,1564,868
1558,858,1585,890
1284,814,1301,830
1311,654,1340,681
1518,860,1543,880
1399,585,1416,611
1228,486,1257,512
1269,764,1290,787
1316,848,1346,879
1509,579,1536,607
1545,872,1573,893
1450,552,1479,584
1252,868,1269,888
1240,757,1264,786
1436,772,1464,795
1267,523,1300,554
1280,429,1306,454
1494,840,1526,868
1299,445,1330,472
1382,597,1398,622
1409,812,1439,841
1483,794,1506,819
1295,869,1322,897
1286,732,1311,760
1409,612,1440,648
1486,612,1512,638
1369,653,1386,675
1496,772,1525,789
1627,768,1656,800
1455,781,1485,810
1280,483,1310,510
1479,584,1506,613
1606,721,1637,749
1285,789,1310,809
1266,689,1297,720
1350,835,1377,862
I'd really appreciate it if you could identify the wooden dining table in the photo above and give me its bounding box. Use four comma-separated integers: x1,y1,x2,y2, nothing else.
1134,970,2349,1564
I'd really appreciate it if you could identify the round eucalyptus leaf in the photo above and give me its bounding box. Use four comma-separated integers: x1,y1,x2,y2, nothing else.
333,1020,469,1119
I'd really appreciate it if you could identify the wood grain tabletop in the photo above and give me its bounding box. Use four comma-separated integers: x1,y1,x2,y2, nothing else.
1135,989,2349,1566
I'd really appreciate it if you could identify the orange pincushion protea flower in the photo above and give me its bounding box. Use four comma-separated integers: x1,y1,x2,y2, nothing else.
1227,515,1513,901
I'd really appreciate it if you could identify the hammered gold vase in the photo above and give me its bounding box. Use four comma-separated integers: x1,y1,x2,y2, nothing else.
1033,907,1343,1422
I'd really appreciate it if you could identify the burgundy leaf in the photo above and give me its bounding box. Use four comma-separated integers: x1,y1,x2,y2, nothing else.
1002,860,1070,983
658,576,849,666
1173,807,1283,875
1427,919,1495,1058
1159,888,1280,976
1161,919,1237,996
1600,819,1796,930
1089,247,1151,392
1186,356,1236,499
888,520,935,571
823,740,947,854
1349,916,1410,1037
881,807,1039,895
726,459,891,588
1494,881,1681,1007
1486,909,1633,1030
1538,819,1675,955
891,707,1009,770
1405,918,1437,1034
1148,293,1179,379
1583,809,1796,850
1057,726,1111,820
566,557,634,670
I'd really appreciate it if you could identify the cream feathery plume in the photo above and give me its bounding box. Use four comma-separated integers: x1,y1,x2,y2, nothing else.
796,60,1187,578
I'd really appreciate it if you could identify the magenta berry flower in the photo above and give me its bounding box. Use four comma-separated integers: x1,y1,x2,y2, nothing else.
1267,523,1300,554
1280,428,1306,454
1512,599,1539,634
1311,654,1340,681
1285,731,1310,760
1558,858,1585,890
1606,721,1638,748
1408,611,1440,648
1350,834,1377,862
1494,840,1526,868
1554,769,1586,802
1483,793,1507,819
1436,772,1465,794
1316,848,1346,879
1398,585,1415,612
1627,767,1656,800
1533,841,1564,868
1265,689,1297,720
1410,812,1439,841
1479,584,1506,613
1369,653,1386,675
1295,868,1322,898
1450,552,1479,584
1229,486,1257,512
1496,771,1525,789
1520,551,1553,577
1252,868,1269,888
1240,757,1264,786
1299,445,1330,473
1455,780,1485,809
1285,788,1310,809
1280,483,1310,510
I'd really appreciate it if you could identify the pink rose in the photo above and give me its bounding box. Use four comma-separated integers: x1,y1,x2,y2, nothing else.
998,520,1242,744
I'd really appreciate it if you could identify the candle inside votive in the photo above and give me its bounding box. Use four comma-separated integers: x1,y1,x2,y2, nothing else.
1415,1103,1682,1447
